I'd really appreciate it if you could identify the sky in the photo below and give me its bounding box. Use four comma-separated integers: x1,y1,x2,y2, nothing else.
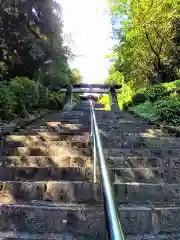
59,0,114,83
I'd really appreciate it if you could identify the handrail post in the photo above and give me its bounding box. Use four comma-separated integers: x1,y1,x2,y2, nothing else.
93,129,97,183
91,106,97,183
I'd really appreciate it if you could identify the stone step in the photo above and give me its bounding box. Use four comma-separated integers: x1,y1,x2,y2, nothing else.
0,203,180,235
3,155,175,169
59,119,90,124
99,127,168,134
100,131,171,138
114,182,180,203
96,119,148,125
2,140,90,149
1,180,180,204
103,139,180,149
62,111,86,115
101,135,180,142
71,108,90,112
45,123,90,129
3,232,178,240
0,166,179,183
107,156,179,168
0,167,94,181
113,167,180,183
33,127,90,134
118,203,180,234
0,156,92,167
98,122,160,128
1,147,91,157
104,148,180,158
0,181,102,203
0,204,105,237
19,130,90,136
0,231,95,239
7,134,90,142
126,232,180,240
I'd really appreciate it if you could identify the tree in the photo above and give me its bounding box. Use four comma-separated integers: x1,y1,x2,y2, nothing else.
0,0,69,80
107,0,180,85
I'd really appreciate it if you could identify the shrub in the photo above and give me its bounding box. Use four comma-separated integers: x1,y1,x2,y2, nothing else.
0,85,16,120
9,77,37,116
147,85,168,102
155,98,180,125
132,93,147,105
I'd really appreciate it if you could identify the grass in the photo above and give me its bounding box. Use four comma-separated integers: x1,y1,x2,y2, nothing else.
129,101,158,122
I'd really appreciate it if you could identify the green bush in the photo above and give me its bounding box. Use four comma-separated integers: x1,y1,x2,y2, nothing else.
155,97,180,125
0,85,16,120
147,85,168,102
46,90,63,109
33,85,64,110
132,93,147,105
9,77,37,116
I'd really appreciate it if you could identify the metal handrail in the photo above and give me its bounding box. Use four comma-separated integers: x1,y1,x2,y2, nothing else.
89,100,125,240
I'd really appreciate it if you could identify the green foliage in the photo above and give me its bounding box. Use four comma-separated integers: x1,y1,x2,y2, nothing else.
0,1,82,121
147,85,168,102
130,101,158,122
130,80,180,125
107,0,180,87
9,77,37,116
132,93,147,105
117,82,135,110
98,94,111,111
0,85,16,120
155,98,180,125
0,77,66,121
45,90,64,110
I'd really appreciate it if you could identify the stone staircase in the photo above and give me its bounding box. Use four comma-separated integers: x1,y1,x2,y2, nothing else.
96,109,180,239
0,100,179,239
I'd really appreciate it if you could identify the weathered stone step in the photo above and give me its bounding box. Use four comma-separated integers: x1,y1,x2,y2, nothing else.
2,180,180,204
0,181,102,203
100,131,171,138
33,127,90,134
0,203,180,235
107,156,179,168
114,182,180,203
104,148,180,158
2,140,90,149
19,129,90,136
103,139,180,149
0,231,94,239
1,232,179,240
3,155,175,169
118,203,180,234
59,119,90,124
99,127,168,134
45,123,90,129
102,134,180,142
0,167,94,181
0,156,92,167
62,114,90,119
0,204,105,237
1,166,179,183
8,134,90,142
1,147,91,157
96,119,148,125
113,167,180,183
127,232,180,240
62,111,87,115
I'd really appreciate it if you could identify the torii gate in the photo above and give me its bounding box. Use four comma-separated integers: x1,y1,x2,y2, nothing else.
59,84,121,111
